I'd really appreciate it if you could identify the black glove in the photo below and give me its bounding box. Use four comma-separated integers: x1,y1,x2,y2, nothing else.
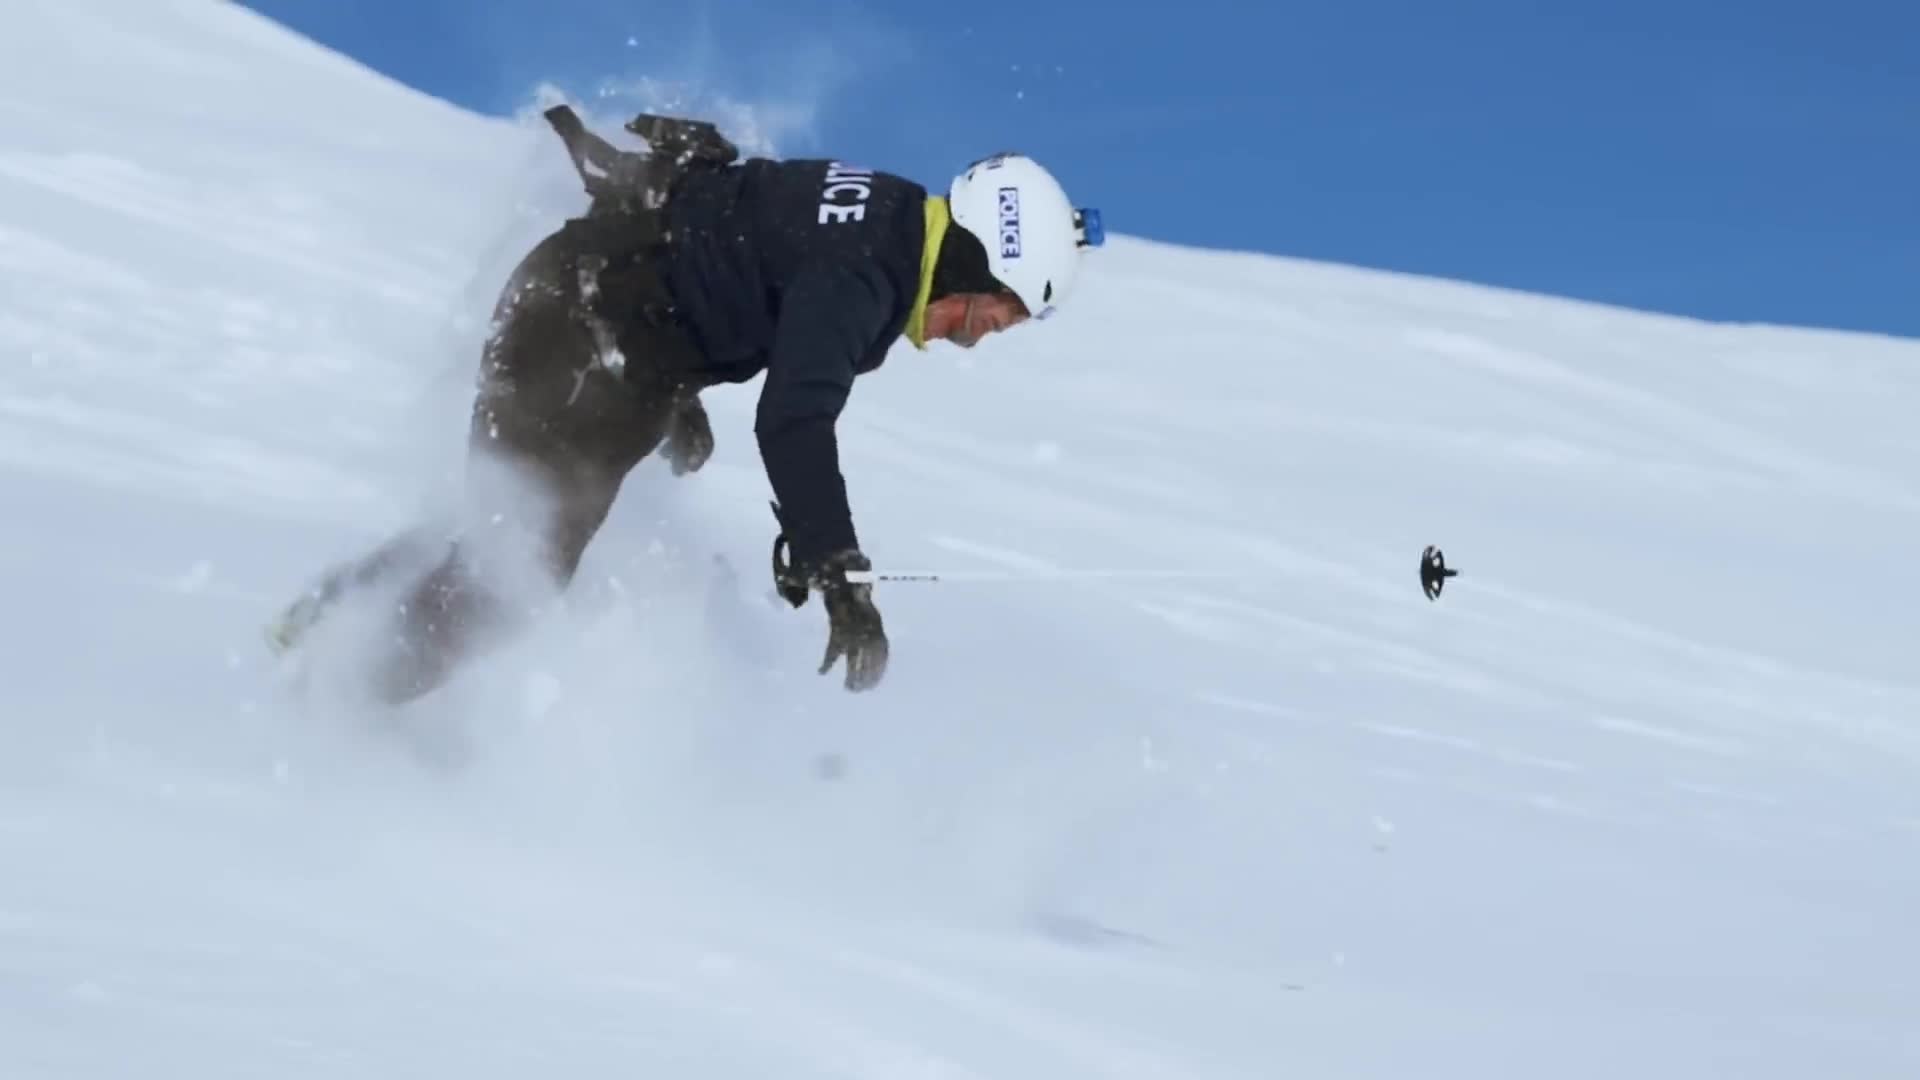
816,550,888,692
771,531,888,692
662,391,713,476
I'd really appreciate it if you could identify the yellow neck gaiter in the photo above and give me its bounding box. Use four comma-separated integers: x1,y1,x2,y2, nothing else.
905,195,951,350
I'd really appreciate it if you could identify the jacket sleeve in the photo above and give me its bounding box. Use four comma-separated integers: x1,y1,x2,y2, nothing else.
755,262,899,571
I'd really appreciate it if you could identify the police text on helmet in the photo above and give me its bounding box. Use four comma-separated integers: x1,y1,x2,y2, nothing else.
996,187,1021,258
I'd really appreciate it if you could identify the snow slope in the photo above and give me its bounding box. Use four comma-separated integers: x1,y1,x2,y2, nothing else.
4,4,1918,1077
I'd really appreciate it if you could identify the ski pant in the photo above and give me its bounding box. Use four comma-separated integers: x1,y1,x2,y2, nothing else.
317,222,707,703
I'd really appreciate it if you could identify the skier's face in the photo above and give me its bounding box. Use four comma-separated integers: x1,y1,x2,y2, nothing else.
937,292,1030,348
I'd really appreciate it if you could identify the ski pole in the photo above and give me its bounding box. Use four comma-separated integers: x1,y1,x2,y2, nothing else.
772,512,1463,600
840,567,1241,585
850,549,1465,600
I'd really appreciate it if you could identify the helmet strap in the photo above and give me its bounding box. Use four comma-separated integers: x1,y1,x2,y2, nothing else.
953,296,982,347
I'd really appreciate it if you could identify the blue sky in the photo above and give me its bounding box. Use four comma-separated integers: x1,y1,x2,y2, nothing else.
242,0,1918,338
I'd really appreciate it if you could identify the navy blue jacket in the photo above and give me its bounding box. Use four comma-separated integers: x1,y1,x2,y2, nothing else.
662,158,927,569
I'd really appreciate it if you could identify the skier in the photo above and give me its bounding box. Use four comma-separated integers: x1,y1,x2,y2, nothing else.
268,107,1104,702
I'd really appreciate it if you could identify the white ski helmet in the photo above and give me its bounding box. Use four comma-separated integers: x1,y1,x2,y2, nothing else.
947,152,1103,320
